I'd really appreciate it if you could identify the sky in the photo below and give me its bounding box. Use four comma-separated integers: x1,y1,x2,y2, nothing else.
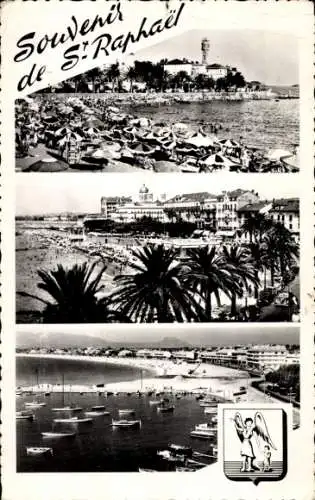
17,324,299,347
16,174,300,216
132,30,299,86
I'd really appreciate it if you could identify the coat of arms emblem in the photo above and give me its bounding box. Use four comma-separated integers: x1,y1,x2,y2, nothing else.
222,407,287,484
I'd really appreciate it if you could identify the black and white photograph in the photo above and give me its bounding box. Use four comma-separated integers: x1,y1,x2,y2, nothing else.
15,29,299,173
16,175,300,324
16,323,299,473
2,0,313,499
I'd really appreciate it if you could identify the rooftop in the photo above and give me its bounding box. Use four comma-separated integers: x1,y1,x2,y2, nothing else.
271,198,299,212
237,201,270,213
165,192,216,203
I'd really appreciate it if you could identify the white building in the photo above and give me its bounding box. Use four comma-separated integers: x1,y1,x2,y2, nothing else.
205,63,228,80
268,198,299,240
246,345,299,371
216,189,260,234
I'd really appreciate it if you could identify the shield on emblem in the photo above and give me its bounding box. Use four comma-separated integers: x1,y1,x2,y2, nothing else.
222,407,287,485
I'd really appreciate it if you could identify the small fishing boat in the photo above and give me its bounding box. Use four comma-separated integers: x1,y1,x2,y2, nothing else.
111,419,141,428
199,399,218,407
190,423,217,440
118,409,135,416
16,411,34,421
91,405,106,411
204,407,217,414
53,416,93,424
41,432,76,439
25,401,46,408
84,410,110,417
157,404,175,413
26,447,53,457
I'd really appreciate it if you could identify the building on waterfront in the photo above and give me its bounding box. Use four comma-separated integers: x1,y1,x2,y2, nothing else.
268,198,299,240
246,345,299,371
83,186,299,243
237,197,300,242
216,189,260,234
163,38,232,81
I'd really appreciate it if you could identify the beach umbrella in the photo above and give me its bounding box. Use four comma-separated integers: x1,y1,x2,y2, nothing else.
281,153,299,171
184,132,215,148
265,148,292,162
219,139,240,148
199,153,237,169
55,127,73,136
24,157,68,172
127,142,155,155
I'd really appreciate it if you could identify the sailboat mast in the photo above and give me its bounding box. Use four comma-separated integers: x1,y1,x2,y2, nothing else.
62,373,65,407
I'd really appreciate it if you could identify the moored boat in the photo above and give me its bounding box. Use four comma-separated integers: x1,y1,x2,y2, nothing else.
84,410,110,417
53,416,92,424
25,401,46,408
190,423,217,439
51,406,82,412
204,407,217,414
111,419,141,428
16,411,34,421
41,432,76,439
26,447,53,457
118,409,135,416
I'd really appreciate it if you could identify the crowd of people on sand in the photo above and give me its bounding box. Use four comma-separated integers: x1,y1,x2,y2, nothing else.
15,95,298,173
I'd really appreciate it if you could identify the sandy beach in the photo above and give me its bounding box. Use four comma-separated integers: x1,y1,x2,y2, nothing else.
16,353,301,421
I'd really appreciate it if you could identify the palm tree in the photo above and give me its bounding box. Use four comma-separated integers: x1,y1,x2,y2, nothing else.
106,63,121,92
17,262,123,323
240,213,273,243
267,223,299,285
246,242,266,298
110,244,203,323
185,245,238,321
126,66,137,93
221,244,260,316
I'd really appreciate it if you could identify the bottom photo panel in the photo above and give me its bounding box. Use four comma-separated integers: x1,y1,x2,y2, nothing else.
16,323,300,473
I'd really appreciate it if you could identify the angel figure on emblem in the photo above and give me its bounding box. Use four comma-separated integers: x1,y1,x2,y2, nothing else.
234,412,277,472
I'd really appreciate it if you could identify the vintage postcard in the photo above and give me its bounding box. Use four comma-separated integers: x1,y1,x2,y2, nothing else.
1,1,314,499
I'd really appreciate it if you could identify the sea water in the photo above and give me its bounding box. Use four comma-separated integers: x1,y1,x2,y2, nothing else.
124,99,299,150
16,356,219,472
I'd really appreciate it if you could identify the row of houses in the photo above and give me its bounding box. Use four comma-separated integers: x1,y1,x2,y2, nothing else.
96,185,299,240
24,344,299,372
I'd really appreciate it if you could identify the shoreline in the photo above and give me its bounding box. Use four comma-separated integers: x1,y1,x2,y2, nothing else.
16,352,247,395
16,353,300,426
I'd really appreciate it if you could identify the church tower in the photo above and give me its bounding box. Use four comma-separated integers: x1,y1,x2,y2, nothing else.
201,38,210,65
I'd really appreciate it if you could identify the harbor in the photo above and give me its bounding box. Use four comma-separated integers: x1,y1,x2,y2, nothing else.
16,353,300,472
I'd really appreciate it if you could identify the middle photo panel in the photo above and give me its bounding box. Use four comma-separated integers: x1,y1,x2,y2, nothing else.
16,173,300,325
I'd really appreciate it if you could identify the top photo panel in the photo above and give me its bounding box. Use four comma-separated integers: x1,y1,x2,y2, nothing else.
16,27,300,173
